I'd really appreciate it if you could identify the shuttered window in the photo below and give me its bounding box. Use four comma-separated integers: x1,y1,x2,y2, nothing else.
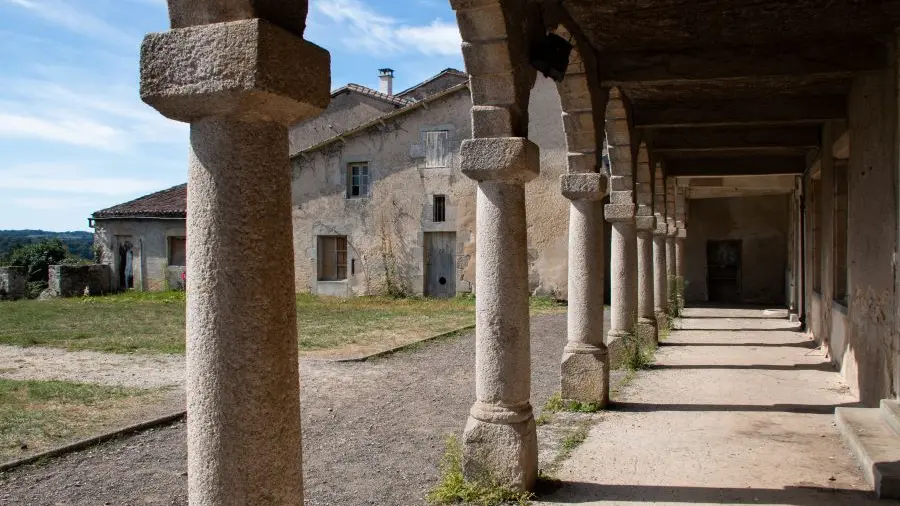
425,130,449,168
168,237,186,267
318,236,348,281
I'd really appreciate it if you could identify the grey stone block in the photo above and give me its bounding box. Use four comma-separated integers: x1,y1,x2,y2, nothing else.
560,173,606,201
460,137,539,183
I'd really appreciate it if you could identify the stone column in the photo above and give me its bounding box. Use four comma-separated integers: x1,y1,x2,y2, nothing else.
140,18,330,505
460,137,539,491
560,173,608,405
653,219,669,320
606,203,638,341
675,230,687,283
636,216,658,344
666,220,678,314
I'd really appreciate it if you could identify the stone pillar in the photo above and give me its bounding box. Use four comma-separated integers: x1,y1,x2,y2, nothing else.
140,17,330,505
653,220,669,320
666,221,678,314
460,137,539,491
560,173,608,405
606,203,638,341
636,216,658,344
675,231,687,282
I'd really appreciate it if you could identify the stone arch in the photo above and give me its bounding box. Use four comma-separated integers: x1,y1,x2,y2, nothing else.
605,87,635,201
166,1,309,36
451,0,538,138
550,24,605,176
635,142,653,217
666,174,677,232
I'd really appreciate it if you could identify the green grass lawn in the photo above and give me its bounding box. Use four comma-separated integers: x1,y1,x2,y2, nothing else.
0,292,564,356
0,378,154,461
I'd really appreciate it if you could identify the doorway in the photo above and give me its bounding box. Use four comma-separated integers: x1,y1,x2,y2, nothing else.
707,240,741,303
118,240,134,290
424,232,456,298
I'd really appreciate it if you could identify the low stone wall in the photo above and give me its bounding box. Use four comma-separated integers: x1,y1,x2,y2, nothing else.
0,267,26,300
47,265,112,298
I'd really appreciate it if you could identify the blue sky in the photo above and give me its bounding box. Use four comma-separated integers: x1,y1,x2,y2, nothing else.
0,0,464,231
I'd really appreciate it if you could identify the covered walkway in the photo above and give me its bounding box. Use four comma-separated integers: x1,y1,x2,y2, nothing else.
538,307,889,506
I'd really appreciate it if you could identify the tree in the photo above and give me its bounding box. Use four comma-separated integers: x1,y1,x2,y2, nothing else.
2,239,69,283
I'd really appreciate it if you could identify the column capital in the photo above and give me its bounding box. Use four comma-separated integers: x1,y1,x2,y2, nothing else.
677,228,688,239
561,173,607,201
140,18,330,124
666,218,678,237
460,137,540,183
635,215,656,231
605,203,635,223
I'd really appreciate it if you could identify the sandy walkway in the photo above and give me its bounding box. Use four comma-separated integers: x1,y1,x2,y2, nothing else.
0,345,184,389
535,307,894,506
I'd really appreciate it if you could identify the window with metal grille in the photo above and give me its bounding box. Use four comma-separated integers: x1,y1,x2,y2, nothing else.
433,195,446,222
424,130,449,168
347,163,369,198
318,236,348,281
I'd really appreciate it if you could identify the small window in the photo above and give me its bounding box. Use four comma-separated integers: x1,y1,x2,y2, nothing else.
425,130,450,168
433,195,446,222
833,160,848,305
810,178,822,292
168,237,186,267
318,236,348,281
347,163,369,198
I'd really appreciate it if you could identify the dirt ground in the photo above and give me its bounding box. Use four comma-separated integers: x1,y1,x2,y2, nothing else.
534,308,894,506
0,314,573,505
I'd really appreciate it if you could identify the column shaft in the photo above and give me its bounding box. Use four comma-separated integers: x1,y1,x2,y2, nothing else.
675,237,686,280
666,235,677,314
636,229,657,343
186,118,303,504
609,219,638,340
653,234,668,317
460,137,539,491
561,198,608,404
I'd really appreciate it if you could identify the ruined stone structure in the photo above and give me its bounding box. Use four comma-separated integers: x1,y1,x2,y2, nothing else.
139,0,900,501
46,264,112,298
0,267,26,300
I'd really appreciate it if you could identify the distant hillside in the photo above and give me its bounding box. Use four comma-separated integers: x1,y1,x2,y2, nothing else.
0,230,94,260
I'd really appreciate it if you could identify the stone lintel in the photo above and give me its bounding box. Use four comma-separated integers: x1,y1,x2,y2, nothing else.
460,137,539,183
635,215,656,231
166,0,308,36
605,203,636,222
141,18,330,124
561,173,607,201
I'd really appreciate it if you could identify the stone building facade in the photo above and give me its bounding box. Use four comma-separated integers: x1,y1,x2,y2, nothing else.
90,184,187,292
290,70,572,298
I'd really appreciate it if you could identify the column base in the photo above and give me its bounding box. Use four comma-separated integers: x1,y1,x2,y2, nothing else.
463,406,538,491
637,317,658,346
607,329,632,342
560,345,609,406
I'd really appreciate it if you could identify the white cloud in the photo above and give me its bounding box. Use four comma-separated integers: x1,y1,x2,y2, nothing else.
0,164,163,196
4,0,137,46
312,0,461,56
0,112,125,150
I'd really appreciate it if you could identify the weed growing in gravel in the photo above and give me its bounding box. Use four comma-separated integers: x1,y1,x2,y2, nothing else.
560,426,589,454
427,435,534,506
542,393,603,415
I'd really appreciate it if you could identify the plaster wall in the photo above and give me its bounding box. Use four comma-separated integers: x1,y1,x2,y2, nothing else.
288,92,398,155
684,195,789,305
93,218,187,292
290,76,570,297
842,67,898,405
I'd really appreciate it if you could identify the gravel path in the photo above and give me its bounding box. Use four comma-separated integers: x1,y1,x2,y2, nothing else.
0,345,184,389
0,313,577,506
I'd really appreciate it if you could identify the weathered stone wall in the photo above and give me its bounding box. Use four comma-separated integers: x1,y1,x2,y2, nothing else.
47,264,112,297
93,218,187,292
291,75,570,297
288,92,398,155
684,195,789,305
0,267,26,300
842,67,898,405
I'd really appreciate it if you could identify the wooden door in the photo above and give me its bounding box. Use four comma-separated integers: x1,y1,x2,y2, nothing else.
424,232,456,298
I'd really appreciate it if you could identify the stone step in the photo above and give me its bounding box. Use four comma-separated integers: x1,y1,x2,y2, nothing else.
881,400,900,437
836,407,900,498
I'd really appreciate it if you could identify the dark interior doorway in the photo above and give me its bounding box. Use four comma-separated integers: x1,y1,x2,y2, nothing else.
707,240,741,303
118,242,134,290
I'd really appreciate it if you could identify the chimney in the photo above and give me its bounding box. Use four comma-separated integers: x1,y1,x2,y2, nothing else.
378,68,394,95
